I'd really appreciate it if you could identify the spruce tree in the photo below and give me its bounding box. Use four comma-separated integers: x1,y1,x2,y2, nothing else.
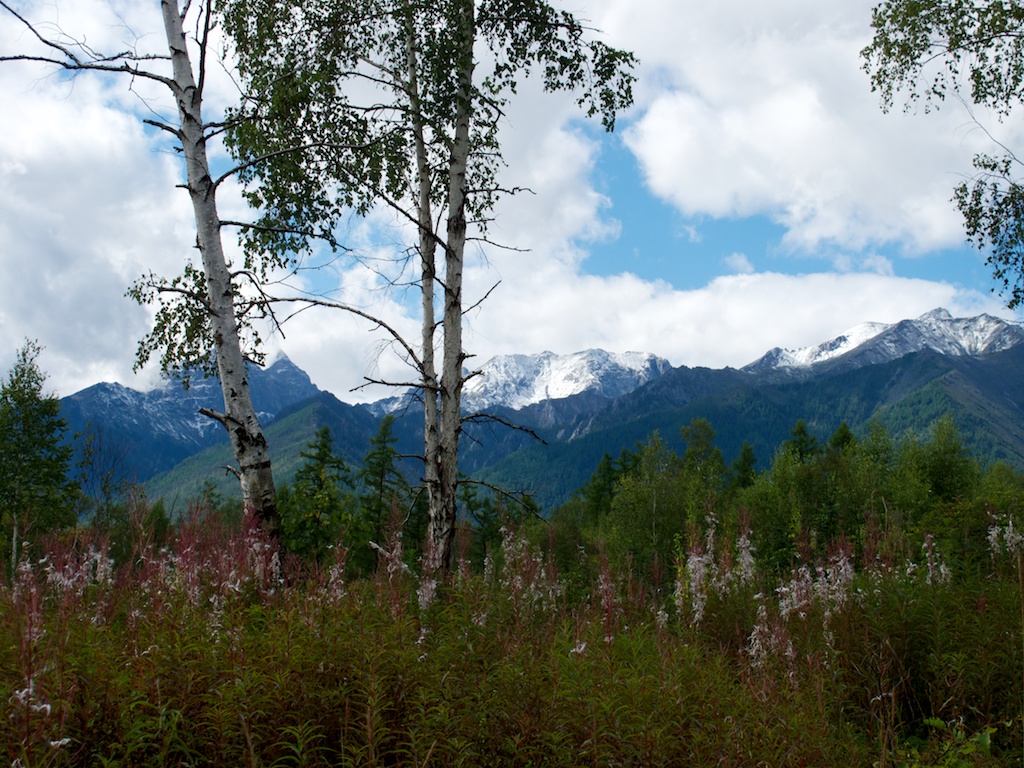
0,341,76,570
280,426,354,562
358,415,406,547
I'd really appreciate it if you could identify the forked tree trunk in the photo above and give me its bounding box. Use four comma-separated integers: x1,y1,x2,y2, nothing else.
423,0,475,576
160,0,279,534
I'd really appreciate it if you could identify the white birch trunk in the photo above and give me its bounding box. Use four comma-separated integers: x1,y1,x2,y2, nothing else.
403,1,444,574
424,0,475,575
160,0,278,533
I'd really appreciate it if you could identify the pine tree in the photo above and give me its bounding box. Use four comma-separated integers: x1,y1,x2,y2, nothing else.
0,341,76,570
785,419,819,462
728,441,758,491
358,415,406,546
280,426,354,562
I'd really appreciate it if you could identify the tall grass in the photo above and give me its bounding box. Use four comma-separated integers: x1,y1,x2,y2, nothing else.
1,506,1020,766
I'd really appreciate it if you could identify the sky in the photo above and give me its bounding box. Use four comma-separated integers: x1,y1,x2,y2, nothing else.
1,0,1023,403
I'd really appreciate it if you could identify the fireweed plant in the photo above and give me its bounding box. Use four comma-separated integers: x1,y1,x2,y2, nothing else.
0,495,1022,766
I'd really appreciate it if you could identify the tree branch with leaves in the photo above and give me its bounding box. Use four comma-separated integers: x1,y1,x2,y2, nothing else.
863,0,1024,308
217,0,636,576
0,0,292,533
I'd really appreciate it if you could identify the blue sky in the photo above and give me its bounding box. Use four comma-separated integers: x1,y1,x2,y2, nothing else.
0,0,1021,401
586,139,792,289
586,132,996,296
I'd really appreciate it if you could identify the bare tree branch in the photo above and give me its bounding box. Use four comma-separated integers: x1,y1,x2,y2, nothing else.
270,296,423,370
461,412,547,447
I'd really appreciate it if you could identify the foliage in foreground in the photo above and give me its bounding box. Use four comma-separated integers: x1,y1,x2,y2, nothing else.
2,499,1023,767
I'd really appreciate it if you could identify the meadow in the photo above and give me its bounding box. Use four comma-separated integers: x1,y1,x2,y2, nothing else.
2,500,1022,767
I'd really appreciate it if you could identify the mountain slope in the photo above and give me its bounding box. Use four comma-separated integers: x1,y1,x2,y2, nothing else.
745,308,1024,375
61,355,321,482
480,343,1024,508
65,307,1024,513
145,391,381,512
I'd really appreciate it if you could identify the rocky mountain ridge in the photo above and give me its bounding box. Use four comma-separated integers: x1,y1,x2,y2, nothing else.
744,308,1024,374
60,308,1024,500
60,356,320,480
460,349,672,412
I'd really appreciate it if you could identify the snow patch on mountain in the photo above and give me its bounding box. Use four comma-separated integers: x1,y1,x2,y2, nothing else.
744,308,1024,373
462,349,672,412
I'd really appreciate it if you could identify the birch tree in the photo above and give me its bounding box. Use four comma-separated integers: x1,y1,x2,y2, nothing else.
0,1,281,533
219,0,636,576
863,0,1024,308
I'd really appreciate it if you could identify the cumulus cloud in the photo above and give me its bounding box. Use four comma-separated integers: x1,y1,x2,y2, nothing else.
0,0,1019,405
594,0,1024,254
0,62,195,394
458,247,1009,373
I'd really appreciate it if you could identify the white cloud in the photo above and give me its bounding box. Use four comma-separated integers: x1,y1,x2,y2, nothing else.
724,252,755,274
1,0,1020,408
0,59,195,394
598,0,1024,254
457,248,1010,374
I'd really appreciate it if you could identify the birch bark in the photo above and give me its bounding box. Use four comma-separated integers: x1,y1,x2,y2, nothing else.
159,1,279,533
423,0,474,575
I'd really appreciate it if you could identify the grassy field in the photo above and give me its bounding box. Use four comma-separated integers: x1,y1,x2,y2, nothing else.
2,508,1022,767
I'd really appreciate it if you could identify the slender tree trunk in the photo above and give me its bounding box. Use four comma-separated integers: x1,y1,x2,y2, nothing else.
425,0,475,575
160,0,278,534
403,1,444,574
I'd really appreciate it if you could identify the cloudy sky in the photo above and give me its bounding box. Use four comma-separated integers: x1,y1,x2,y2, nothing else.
2,0,1022,402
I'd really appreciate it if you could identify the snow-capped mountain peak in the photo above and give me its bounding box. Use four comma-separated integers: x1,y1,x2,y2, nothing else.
461,349,672,412
744,308,1024,374
363,349,671,416
749,321,890,369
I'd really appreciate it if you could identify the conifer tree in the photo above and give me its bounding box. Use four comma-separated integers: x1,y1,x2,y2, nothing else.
358,415,407,547
280,426,355,562
0,341,76,570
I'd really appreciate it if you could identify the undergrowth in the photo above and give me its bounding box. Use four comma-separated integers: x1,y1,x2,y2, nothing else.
0,510,1021,767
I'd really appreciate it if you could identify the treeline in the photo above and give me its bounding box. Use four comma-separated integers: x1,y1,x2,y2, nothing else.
539,414,1023,585
5,336,1022,590
0,343,443,576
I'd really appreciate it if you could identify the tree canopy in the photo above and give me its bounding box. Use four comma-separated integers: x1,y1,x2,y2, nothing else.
863,0,1024,307
218,0,636,575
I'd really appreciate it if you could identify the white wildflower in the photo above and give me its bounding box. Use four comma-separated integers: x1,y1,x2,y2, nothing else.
988,524,1004,556
735,530,756,585
655,608,669,630
1005,520,1024,555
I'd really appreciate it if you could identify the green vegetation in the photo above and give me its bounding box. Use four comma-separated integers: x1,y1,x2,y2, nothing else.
545,415,1006,581
2,474,1023,765
0,341,75,571
6,354,1024,765
864,0,1024,308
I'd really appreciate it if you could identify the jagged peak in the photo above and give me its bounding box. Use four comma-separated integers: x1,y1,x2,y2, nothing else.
743,308,1023,373
364,349,672,414
459,349,672,411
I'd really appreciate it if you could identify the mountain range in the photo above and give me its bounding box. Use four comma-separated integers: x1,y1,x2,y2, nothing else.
60,308,1024,512
744,308,1023,375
